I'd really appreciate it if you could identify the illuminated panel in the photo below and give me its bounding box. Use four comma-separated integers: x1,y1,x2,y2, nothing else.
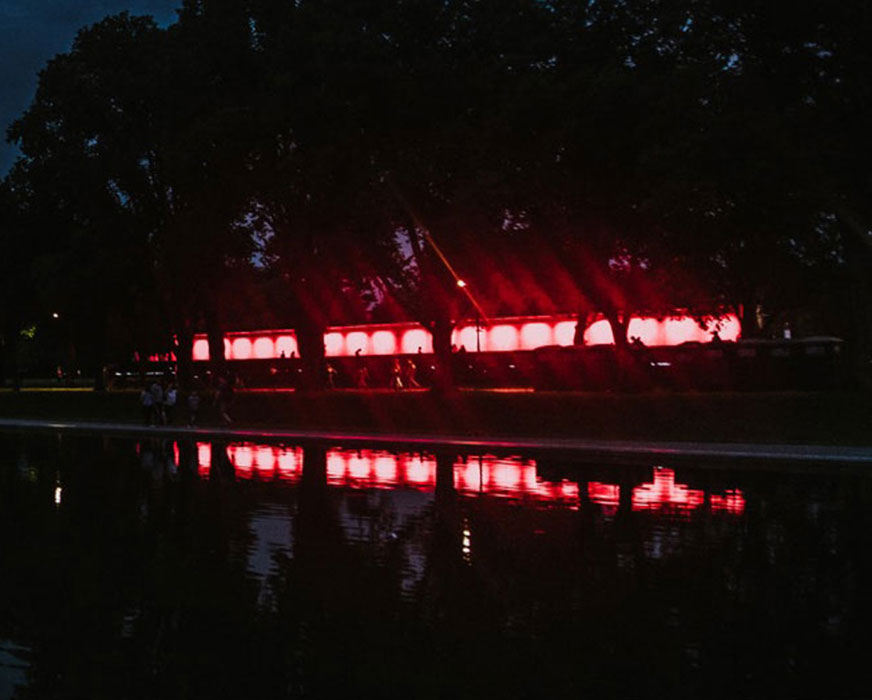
401,328,432,354
627,317,662,346
254,446,276,475
717,315,741,341
193,338,210,361
520,322,553,350
663,317,704,345
453,325,479,351
229,444,254,478
348,452,372,480
402,454,436,486
253,336,275,359
326,450,348,482
489,325,520,352
230,337,252,361
710,490,746,515
276,447,302,479
553,320,577,346
456,460,482,491
197,442,211,477
345,331,369,356
371,330,397,355
275,334,297,358
324,332,344,357
632,467,704,513
224,338,232,358
583,319,614,345
374,454,398,481
588,481,620,509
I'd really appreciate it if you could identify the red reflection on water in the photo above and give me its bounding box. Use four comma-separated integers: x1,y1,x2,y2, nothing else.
588,482,620,511
190,445,744,514
632,468,704,512
197,442,211,477
710,490,746,515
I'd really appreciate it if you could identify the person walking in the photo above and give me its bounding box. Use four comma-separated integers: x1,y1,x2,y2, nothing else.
164,382,178,425
140,384,155,426
149,380,164,425
187,388,201,427
215,376,234,424
391,359,404,390
403,358,420,388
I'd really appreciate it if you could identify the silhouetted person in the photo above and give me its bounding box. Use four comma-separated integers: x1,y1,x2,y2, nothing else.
215,376,234,424
404,358,420,388
356,365,370,388
391,359,403,389
140,384,155,426
710,330,722,344
164,382,178,425
187,388,201,426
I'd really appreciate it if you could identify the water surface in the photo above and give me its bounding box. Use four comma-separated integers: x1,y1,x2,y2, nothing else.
0,432,869,699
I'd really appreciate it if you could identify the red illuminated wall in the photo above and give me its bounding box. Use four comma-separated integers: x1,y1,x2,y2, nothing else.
193,314,740,361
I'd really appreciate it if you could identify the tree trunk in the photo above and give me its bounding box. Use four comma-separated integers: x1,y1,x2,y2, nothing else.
175,323,194,392
605,312,629,348
92,315,107,392
430,316,456,394
573,309,592,346
838,215,872,389
204,306,226,380
297,316,326,391
739,299,763,339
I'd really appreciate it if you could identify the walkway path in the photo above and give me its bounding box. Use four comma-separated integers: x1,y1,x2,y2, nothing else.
1,417,871,465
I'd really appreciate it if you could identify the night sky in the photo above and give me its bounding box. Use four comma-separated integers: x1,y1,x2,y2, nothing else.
0,0,180,175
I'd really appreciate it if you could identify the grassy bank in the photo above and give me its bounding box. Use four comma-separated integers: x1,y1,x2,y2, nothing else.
0,388,870,445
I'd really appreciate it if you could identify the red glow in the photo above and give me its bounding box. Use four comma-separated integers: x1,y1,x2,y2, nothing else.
193,339,210,361
327,451,348,480
627,317,661,346
324,332,344,357
253,336,275,359
189,313,740,362
348,453,372,479
404,454,434,484
520,322,552,350
553,321,576,346
371,330,397,355
664,317,701,345
401,328,432,354
345,331,369,356
588,481,620,509
230,445,254,477
194,442,745,515
255,446,276,474
374,455,398,481
275,334,297,358
632,468,704,513
489,325,519,352
583,319,614,345
276,447,302,478
710,490,746,515
453,325,478,351
196,442,211,477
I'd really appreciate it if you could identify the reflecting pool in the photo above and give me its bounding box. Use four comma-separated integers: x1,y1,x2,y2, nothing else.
0,432,870,699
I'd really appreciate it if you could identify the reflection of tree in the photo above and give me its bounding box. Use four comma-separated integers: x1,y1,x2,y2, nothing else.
2,435,872,698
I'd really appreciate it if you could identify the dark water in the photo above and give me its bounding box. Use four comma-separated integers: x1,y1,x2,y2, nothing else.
0,432,870,699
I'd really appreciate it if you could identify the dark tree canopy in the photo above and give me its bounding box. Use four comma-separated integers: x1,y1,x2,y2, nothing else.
4,0,871,387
